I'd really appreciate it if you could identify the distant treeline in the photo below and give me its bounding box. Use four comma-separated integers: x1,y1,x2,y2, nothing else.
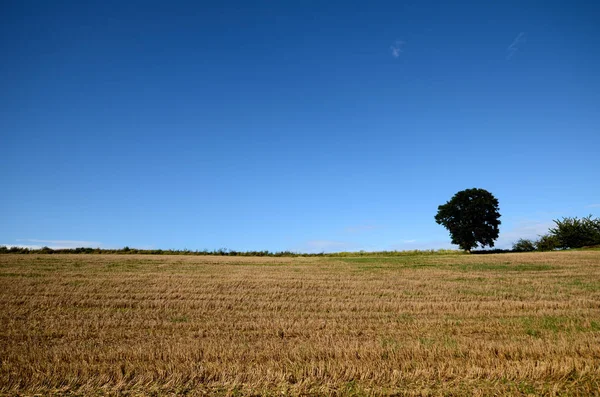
2,245,598,256
3,215,597,256
512,215,600,252
0,246,463,257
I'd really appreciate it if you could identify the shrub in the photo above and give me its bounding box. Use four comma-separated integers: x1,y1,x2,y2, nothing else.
549,215,600,249
536,234,560,251
512,238,537,252
40,246,54,254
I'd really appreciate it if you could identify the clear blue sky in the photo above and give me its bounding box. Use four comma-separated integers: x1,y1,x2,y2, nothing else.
2,1,599,252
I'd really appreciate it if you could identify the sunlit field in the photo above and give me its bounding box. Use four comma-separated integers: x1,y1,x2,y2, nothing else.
1,252,599,396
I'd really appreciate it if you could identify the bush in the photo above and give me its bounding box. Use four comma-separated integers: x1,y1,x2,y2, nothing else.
512,238,537,252
549,215,600,249
40,246,54,254
536,234,560,251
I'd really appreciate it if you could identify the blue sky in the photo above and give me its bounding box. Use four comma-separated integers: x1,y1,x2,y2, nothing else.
2,1,599,252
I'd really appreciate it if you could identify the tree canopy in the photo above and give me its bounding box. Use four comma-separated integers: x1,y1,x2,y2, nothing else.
435,188,501,251
549,215,600,249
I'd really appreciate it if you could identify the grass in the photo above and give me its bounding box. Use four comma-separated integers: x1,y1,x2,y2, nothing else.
0,251,599,396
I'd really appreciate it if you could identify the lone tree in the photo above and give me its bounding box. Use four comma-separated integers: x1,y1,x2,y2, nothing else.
435,188,501,252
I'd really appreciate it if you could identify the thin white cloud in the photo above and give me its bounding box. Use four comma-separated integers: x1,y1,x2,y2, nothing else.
1,244,44,250
291,240,353,253
586,203,600,208
495,219,554,249
390,40,405,58
15,239,102,249
507,32,526,60
391,239,457,251
306,240,348,249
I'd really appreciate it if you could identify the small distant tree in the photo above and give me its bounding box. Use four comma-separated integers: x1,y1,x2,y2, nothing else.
512,238,536,252
435,188,501,252
549,215,600,249
40,246,54,254
536,234,559,251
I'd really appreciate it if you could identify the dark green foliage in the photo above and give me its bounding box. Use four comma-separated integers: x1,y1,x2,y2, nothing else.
435,188,501,251
535,234,560,251
549,215,600,249
39,246,54,254
471,249,512,254
509,216,599,252
512,239,537,252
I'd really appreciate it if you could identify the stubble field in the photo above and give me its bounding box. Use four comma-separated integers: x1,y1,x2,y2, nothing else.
1,251,599,396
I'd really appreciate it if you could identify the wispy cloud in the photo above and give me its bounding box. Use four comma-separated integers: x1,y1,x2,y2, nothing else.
306,240,348,250
1,244,45,250
14,239,102,249
495,219,553,249
390,40,405,58
391,239,457,251
291,240,353,253
586,203,600,208
507,32,526,60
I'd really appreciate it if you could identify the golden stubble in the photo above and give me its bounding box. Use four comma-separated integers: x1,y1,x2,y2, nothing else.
0,251,599,396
